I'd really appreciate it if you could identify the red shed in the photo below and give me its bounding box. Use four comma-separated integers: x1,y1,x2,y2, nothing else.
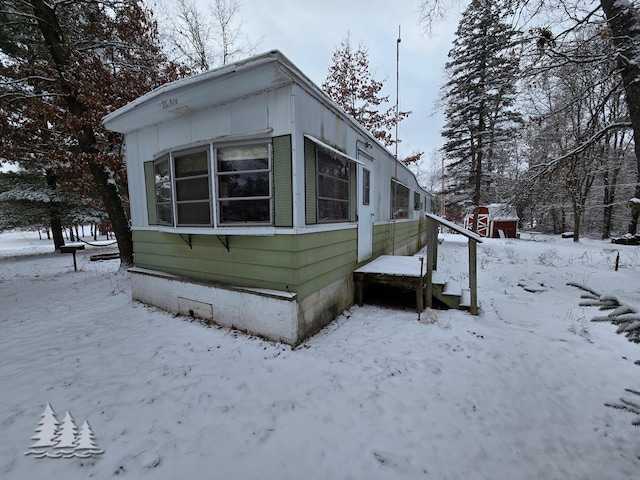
463,204,519,238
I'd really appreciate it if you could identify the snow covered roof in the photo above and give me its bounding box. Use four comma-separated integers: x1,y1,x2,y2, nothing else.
487,204,519,222
103,50,296,134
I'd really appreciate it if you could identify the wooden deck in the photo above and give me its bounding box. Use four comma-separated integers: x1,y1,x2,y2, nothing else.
354,255,427,312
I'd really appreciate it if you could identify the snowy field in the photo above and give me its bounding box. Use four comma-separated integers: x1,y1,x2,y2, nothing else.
1,228,639,479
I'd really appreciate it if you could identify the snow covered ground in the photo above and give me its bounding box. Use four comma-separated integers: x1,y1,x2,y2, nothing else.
1,229,639,479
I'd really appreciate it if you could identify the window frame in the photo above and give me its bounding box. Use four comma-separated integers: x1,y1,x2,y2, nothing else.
414,191,421,211
154,155,174,226
362,168,371,206
172,147,213,227
316,146,351,224
154,148,214,228
391,179,410,219
214,141,274,226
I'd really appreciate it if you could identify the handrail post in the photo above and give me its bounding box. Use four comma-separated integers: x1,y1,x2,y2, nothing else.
425,216,435,308
469,239,478,315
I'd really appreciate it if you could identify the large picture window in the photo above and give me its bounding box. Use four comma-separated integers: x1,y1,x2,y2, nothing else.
216,143,272,224
150,140,275,228
317,148,350,223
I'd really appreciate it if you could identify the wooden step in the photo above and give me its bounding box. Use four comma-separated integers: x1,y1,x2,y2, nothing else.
428,271,476,312
432,281,461,309
431,270,446,285
442,281,462,297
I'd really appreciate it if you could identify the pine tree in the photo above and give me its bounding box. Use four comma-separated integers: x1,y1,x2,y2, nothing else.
0,0,185,263
440,0,522,231
0,170,107,234
322,35,413,156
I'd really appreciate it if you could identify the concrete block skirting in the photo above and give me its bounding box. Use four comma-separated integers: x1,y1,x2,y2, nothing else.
129,267,300,344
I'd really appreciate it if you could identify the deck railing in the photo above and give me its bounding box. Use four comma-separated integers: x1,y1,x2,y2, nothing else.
425,213,483,315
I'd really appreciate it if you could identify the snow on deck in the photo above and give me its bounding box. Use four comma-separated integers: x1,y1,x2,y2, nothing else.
355,255,426,277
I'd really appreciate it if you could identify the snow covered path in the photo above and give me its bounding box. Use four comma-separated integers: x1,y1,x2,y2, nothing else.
0,233,639,479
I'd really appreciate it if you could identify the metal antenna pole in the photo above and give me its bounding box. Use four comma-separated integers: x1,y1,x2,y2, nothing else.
392,25,401,254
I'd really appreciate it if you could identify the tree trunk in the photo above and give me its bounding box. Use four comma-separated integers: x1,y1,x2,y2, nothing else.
572,204,581,243
602,188,613,239
30,0,134,265
600,0,640,234
88,163,133,265
45,169,65,250
602,166,620,239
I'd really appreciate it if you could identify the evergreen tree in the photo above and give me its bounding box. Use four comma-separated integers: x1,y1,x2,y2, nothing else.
0,0,185,263
440,0,522,231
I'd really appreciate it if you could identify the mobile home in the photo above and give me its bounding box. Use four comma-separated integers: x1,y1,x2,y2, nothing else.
103,50,433,345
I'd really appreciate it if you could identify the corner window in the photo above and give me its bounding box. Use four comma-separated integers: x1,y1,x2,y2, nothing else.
317,148,350,223
216,143,272,224
414,191,421,211
153,147,212,227
391,179,410,219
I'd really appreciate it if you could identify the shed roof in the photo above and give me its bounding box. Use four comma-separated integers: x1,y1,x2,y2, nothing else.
487,204,519,222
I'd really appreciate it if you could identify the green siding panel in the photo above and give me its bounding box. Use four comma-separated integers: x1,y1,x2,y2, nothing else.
372,219,426,257
144,161,157,225
304,137,317,225
132,228,358,300
273,135,293,227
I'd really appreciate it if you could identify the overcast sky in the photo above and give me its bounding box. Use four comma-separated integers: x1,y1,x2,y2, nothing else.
231,0,463,164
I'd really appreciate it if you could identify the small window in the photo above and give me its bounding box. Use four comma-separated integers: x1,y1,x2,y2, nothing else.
154,156,173,225
414,191,421,210
391,179,410,219
317,148,350,223
216,143,272,224
363,169,371,206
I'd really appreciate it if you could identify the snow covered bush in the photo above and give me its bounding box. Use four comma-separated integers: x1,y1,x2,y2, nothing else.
569,282,640,427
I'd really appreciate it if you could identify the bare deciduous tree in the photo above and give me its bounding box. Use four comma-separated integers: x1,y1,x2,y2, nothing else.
159,0,262,72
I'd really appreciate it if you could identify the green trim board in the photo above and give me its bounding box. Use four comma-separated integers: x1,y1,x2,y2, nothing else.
349,162,357,222
304,137,317,225
272,135,293,227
